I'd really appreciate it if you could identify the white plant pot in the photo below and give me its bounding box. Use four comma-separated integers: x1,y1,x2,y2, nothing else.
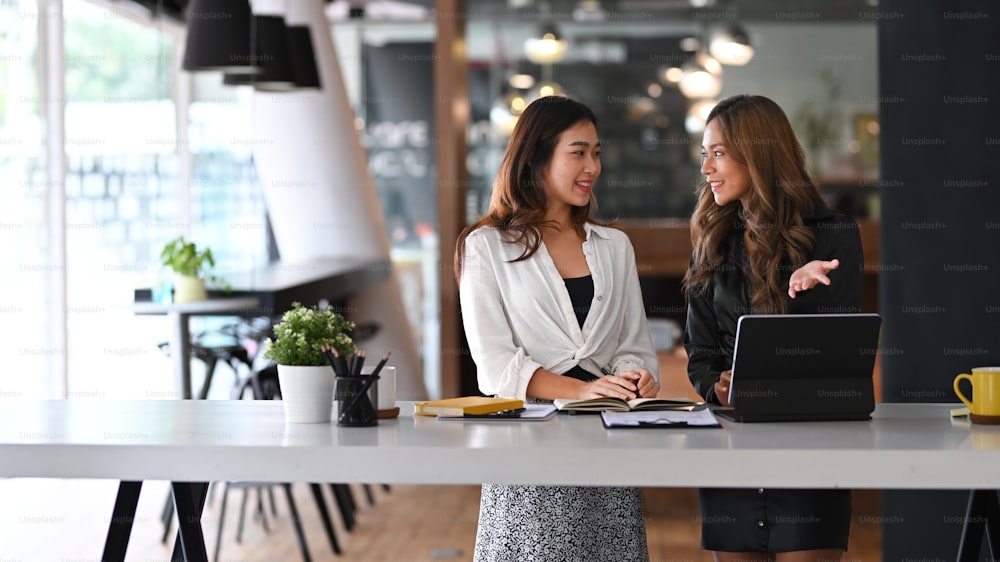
173,274,207,303
277,365,335,423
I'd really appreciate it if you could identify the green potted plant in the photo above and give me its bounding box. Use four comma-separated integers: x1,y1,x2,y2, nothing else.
159,236,221,303
264,302,357,423
795,66,844,177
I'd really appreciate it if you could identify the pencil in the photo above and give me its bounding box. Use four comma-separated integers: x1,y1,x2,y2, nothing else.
369,351,392,379
355,349,366,378
332,347,349,378
347,351,357,378
321,344,339,375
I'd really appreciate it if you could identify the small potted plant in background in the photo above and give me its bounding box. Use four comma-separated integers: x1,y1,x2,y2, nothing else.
159,236,222,303
264,302,357,423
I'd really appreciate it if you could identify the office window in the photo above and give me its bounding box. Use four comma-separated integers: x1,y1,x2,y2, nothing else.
59,1,268,399
187,81,268,278
0,0,48,398
61,0,179,397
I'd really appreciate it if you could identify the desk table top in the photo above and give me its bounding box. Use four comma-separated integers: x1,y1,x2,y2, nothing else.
0,400,995,488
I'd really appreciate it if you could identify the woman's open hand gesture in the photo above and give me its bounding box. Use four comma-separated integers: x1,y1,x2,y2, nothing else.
788,258,840,298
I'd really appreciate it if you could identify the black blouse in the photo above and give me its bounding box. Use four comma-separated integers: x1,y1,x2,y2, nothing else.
683,206,864,404
562,275,598,382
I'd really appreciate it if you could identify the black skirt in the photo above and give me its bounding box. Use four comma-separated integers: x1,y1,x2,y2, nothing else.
699,488,851,553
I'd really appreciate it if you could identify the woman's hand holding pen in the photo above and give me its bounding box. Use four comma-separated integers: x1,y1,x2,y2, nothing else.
582,367,656,400
788,258,840,298
625,368,658,398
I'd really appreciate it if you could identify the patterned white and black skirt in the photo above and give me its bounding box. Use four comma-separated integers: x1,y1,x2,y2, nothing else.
474,483,649,562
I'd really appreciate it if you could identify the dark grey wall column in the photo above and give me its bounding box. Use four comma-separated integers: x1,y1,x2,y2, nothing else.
878,1,1000,559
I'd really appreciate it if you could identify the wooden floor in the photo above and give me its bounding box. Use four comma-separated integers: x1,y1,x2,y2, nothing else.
0,479,882,561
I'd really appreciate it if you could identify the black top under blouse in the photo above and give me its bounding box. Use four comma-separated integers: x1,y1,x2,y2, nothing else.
561,275,598,382
563,275,595,328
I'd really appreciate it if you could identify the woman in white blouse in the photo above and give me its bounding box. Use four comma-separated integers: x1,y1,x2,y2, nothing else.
455,95,660,562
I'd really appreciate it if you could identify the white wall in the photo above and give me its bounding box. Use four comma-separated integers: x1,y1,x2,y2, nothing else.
719,23,878,135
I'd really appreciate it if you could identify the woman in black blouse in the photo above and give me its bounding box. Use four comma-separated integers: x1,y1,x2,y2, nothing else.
684,95,863,561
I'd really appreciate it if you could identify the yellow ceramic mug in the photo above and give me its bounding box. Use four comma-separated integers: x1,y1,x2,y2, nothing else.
954,366,1000,424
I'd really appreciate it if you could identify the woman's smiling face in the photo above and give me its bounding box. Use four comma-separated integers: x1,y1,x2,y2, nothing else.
701,118,752,208
541,120,601,214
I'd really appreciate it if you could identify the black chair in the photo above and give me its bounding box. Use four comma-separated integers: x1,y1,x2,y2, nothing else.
164,315,274,399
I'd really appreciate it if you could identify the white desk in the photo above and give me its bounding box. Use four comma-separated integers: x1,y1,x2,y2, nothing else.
1,400,997,561
1,400,998,488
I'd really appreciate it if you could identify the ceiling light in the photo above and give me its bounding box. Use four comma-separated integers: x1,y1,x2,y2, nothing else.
678,53,722,99
283,25,322,89
524,23,568,64
709,24,754,66
490,101,518,136
536,81,565,98
685,99,717,134
181,0,259,73
573,0,606,21
662,66,684,83
509,94,528,114
223,15,294,90
508,73,535,90
679,36,701,52
524,81,567,104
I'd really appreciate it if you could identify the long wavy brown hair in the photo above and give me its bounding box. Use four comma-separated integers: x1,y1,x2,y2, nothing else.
683,94,827,314
455,96,601,280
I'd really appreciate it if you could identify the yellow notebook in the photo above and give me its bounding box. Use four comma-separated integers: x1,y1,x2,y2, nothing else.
413,396,524,417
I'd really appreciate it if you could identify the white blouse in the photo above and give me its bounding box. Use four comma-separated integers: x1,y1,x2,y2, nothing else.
459,222,659,400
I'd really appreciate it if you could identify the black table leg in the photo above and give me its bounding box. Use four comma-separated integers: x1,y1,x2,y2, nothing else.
102,480,143,562
170,481,210,562
956,489,1000,562
330,483,356,531
309,483,341,554
281,483,312,562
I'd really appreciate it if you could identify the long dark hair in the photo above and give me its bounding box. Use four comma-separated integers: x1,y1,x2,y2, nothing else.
455,96,600,279
684,94,827,314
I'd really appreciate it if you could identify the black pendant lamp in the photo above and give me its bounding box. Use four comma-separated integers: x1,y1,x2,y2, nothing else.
181,0,259,73
224,15,323,91
223,15,294,90
285,25,322,90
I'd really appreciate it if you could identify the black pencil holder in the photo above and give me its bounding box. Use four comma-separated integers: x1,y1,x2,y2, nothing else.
335,375,379,427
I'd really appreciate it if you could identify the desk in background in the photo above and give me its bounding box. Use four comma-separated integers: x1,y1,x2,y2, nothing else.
207,257,391,316
135,257,391,399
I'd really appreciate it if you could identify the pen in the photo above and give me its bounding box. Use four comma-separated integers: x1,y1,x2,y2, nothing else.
464,407,526,418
